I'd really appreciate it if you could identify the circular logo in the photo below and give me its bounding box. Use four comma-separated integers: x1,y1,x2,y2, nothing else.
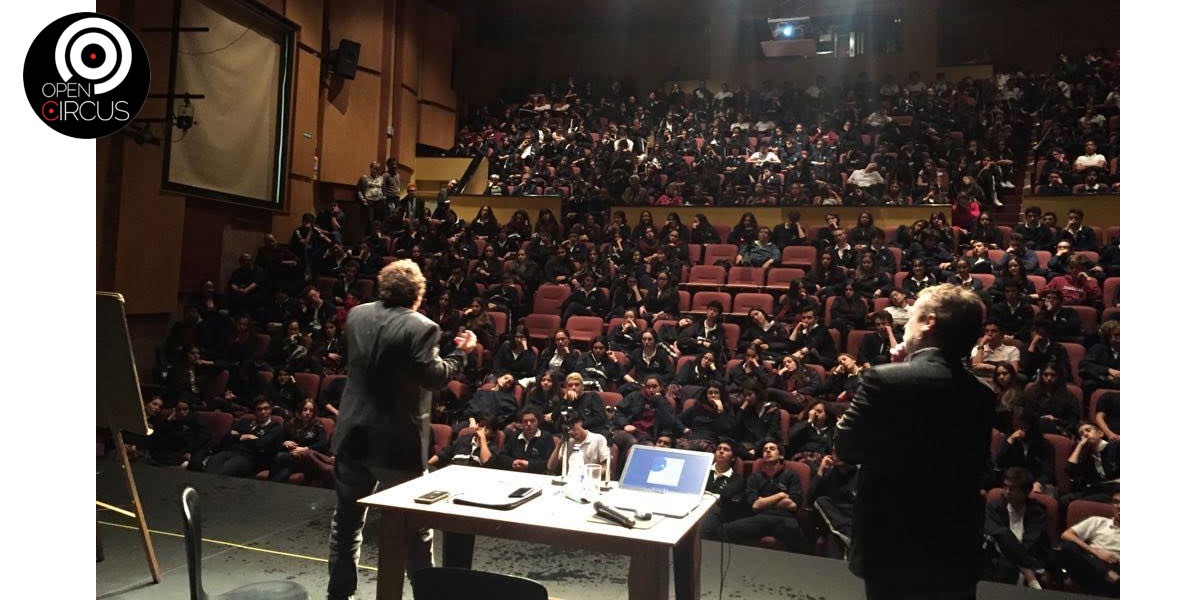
23,13,150,139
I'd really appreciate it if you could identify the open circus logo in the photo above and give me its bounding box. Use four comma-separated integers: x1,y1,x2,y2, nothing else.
23,13,150,139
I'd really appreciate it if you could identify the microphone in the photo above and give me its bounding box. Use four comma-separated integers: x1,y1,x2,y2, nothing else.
593,501,636,528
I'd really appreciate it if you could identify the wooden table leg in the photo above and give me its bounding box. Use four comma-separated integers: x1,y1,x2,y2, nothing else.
628,544,670,600
672,527,701,600
377,511,410,600
113,429,160,583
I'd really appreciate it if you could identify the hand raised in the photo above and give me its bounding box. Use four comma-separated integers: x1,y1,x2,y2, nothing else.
455,330,479,353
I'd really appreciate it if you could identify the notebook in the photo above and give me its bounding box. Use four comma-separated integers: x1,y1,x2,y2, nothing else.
601,445,714,518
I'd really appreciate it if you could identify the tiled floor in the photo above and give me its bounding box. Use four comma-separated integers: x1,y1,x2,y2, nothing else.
96,460,1102,600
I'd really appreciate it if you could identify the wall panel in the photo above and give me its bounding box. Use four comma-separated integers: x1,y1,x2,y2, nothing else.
329,0,386,73
401,0,422,90
321,72,383,183
397,88,420,167
286,0,323,51
114,140,187,314
275,176,317,241
291,50,321,177
418,4,456,108
418,103,456,149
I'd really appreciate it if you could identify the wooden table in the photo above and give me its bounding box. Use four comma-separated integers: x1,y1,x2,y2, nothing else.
360,465,715,600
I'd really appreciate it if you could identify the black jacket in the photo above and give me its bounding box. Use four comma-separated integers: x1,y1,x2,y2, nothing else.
1067,441,1120,494
991,300,1036,340
614,392,685,437
284,420,330,454
789,324,838,370
855,331,894,367
492,341,537,379
332,304,466,470
677,402,735,444
462,388,519,425
627,348,675,386
994,438,1056,488
220,418,285,467
494,429,556,474
787,420,836,457
1079,343,1119,390
744,465,805,517
733,402,782,450
707,468,750,522
984,497,1049,570
836,347,994,586
578,351,622,390
537,348,580,376
642,286,681,317
677,320,727,361
1043,307,1083,341
563,287,610,316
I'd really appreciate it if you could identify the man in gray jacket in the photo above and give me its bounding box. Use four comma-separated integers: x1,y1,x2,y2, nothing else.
327,259,478,600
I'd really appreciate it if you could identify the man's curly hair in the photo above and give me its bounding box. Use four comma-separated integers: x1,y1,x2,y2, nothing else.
377,259,426,309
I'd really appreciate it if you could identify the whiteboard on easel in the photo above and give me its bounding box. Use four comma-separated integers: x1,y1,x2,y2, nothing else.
97,292,150,435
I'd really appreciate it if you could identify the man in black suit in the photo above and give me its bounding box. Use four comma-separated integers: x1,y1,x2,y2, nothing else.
836,284,993,600
326,259,478,600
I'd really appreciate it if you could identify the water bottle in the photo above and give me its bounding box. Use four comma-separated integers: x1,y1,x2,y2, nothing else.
566,443,587,502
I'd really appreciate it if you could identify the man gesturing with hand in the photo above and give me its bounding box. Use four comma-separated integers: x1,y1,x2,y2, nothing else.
836,284,994,600
327,259,479,600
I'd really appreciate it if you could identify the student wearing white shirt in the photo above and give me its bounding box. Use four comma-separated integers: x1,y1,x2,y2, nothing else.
547,412,612,476
747,146,781,166
1072,140,1107,176
970,320,1021,381
882,289,912,327
1060,491,1120,596
713,83,733,103
847,163,887,194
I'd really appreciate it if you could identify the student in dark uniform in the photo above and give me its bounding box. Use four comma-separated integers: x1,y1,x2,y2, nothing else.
721,439,806,551
268,399,331,483
493,407,556,474
699,440,749,540
204,397,285,478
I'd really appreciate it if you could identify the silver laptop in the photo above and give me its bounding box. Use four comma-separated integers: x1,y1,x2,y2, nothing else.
602,445,714,518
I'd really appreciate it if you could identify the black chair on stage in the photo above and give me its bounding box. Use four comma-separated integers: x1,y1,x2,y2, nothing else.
410,567,549,600
180,486,310,600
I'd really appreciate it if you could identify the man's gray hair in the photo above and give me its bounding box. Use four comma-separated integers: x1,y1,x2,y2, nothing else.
915,284,984,359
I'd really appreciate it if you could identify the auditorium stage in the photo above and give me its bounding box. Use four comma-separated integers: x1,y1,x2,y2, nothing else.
97,461,1103,600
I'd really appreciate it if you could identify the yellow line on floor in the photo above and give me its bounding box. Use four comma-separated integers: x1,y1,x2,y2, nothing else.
96,500,137,518
97,520,378,572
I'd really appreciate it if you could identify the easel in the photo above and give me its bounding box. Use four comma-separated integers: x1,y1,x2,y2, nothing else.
98,292,161,583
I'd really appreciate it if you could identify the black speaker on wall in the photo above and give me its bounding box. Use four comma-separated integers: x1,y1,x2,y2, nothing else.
332,39,360,79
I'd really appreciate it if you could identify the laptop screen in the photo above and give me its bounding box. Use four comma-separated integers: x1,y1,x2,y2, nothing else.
619,446,714,495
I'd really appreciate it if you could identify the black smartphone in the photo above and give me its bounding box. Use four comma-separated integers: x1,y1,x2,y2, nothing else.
414,490,450,504
508,487,534,498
